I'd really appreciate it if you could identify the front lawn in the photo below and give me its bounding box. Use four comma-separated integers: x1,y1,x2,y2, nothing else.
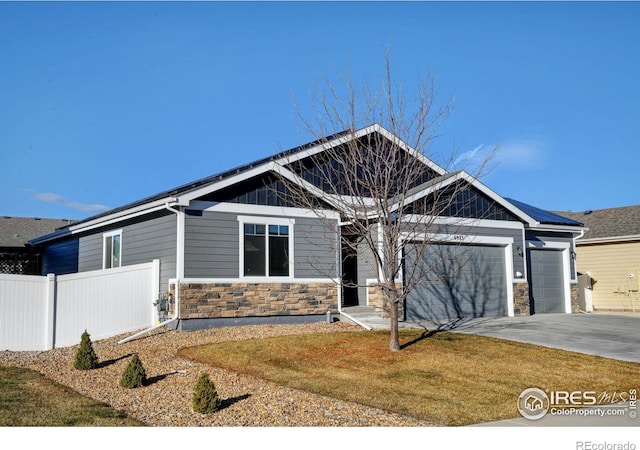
178,329,639,426
0,365,145,426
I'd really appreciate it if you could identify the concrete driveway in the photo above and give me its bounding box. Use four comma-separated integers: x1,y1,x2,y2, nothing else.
419,312,640,363
342,308,640,363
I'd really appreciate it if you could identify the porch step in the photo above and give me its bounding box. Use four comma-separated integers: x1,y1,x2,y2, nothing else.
342,306,376,314
340,306,389,329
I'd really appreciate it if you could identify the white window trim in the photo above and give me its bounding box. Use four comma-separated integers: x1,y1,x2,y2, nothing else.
238,216,295,280
526,240,572,313
102,229,123,270
399,231,516,317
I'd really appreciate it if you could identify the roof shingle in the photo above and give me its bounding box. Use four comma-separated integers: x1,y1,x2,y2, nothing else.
552,205,640,241
0,217,75,248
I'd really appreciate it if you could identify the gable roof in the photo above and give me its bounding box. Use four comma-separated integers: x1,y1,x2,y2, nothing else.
0,216,76,248
505,198,583,227
553,205,640,243
29,124,582,245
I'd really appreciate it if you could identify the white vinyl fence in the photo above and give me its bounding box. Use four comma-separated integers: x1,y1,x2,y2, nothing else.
0,260,159,351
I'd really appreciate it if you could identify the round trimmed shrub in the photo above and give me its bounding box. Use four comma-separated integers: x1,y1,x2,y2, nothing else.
192,372,221,414
73,330,98,370
120,354,146,388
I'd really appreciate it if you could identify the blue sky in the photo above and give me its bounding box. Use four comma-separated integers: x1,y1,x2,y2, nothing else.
1,1,639,221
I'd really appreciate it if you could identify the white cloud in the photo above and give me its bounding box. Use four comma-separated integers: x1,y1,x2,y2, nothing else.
453,144,486,168
29,191,110,213
453,139,546,175
493,140,546,169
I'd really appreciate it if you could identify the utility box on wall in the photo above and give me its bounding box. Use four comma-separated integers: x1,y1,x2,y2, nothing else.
627,270,638,292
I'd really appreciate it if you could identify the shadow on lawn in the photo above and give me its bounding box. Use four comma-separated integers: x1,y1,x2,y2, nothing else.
399,319,471,349
399,329,442,350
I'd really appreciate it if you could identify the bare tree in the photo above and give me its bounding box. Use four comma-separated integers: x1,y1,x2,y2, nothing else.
273,52,494,351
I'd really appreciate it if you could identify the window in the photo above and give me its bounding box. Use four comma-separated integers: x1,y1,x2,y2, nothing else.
241,219,292,277
103,230,122,269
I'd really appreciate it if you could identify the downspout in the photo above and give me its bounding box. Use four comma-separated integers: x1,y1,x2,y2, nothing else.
117,201,181,344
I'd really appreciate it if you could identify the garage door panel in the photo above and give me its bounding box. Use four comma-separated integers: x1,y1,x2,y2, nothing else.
528,249,565,314
405,243,507,321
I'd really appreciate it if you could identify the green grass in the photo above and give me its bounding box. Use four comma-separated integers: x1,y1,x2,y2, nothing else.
0,365,145,426
178,329,640,426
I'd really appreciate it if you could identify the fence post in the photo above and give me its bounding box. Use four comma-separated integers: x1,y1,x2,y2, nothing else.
44,274,56,350
151,259,160,325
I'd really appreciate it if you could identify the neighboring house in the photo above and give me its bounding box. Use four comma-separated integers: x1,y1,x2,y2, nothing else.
29,125,584,329
0,216,75,274
554,205,640,312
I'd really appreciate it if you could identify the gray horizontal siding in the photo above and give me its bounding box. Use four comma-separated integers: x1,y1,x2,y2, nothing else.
184,211,239,278
78,211,177,291
294,217,338,278
184,211,339,279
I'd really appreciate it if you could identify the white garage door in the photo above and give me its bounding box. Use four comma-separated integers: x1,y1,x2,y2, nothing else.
404,242,508,321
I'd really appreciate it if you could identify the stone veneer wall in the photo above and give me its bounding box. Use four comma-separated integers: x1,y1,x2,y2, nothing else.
367,282,404,319
176,282,338,319
513,282,530,316
570,283,580,313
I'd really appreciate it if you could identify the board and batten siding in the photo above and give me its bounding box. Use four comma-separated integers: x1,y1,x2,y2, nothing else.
575,241,640,311
183,211,338,279
78,211,177,291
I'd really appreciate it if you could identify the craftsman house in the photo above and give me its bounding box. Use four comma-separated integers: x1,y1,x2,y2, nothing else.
30,125,584,329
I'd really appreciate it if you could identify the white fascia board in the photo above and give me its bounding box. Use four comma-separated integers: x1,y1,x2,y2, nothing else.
270,163,347,211
389,172,462,213
526,240,570,249
530,223,588,234
177,161,280,205
273,124,447,177
401,231,514,246
371,124,447,176
62,199,178,237
576,235,640,245
392,170,537,227
273,125,377,166
270,163,379,219
402,214,525,230
189,200,341,220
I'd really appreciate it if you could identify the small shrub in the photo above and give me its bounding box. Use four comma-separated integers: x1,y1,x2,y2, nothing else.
192,372,221,414
73,330,98,370
120,354,146,388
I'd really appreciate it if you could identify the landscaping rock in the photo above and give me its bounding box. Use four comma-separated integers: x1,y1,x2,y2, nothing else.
0,322,433,427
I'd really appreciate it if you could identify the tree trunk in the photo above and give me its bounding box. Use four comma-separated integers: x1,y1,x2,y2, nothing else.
388,291,400,351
